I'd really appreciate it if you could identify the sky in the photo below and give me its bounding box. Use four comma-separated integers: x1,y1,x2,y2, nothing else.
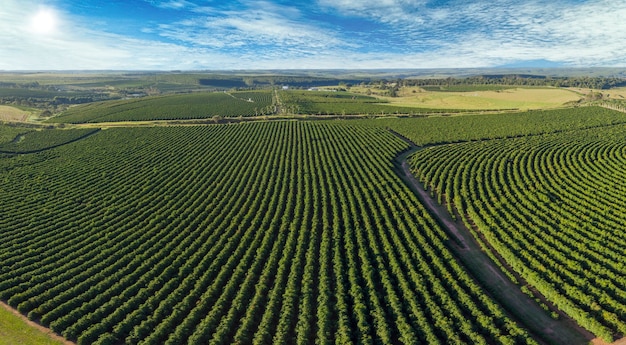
0,0,625,70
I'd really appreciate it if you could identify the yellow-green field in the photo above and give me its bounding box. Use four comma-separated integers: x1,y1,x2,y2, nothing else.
351,86,582,110
0,303,70,345
603,87,626,99
0,105,31,122
567,87,626,100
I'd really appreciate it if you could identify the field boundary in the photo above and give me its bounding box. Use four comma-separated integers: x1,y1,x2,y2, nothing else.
599,101,626,113
0,128,100,154
0,301,74,345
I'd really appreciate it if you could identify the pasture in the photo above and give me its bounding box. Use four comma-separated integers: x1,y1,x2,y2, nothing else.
568,86,626,100
389,87,579,110
0,302,69,345
0,106,31,122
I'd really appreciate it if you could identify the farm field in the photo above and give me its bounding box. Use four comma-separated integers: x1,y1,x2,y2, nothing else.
0,122,540,345
2,71,626,345
409,125,626,342
350,106,626,146
0,128,100,153
0,105,32,122
603,86,626,99
48,91,274,123
0,125,30,144
351,86,581,110
0,302,68,345
567,87,626,100
279,90,477,115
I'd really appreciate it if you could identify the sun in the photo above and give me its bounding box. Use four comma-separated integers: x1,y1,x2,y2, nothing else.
30,8,58,35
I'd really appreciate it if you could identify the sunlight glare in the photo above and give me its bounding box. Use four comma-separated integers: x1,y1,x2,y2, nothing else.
30,8,58,35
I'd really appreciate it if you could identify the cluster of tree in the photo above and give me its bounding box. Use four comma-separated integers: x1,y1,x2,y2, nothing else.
599,99,626,112
0,91,112,113
0,96,106,114
199,75,370,89
0,81,45,89
397,75,626,89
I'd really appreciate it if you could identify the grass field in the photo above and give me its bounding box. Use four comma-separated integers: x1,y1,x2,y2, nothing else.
604,87,626,99
0,302,68,345
0,105,32,122
279,90,477,115
389,87,580,110
567,86,626,100
350,86,581,110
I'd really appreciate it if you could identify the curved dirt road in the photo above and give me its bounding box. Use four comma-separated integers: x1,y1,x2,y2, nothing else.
394,142,590,345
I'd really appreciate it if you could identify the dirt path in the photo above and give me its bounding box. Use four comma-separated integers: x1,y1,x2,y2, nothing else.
399,159,469,250
273,89,284,114
392,136,591,345
0,301,74,345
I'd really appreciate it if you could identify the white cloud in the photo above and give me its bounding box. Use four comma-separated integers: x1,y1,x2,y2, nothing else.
317,0,626,67
0,0,624,70
144,0,196,10
155,1,350,53
317,0,424,15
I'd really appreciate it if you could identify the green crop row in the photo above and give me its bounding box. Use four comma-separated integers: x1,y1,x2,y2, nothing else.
49,91,274,123
351,106,626,146
0,122,535,345
0,128,99,153
410,125,626,342
279,90,479,115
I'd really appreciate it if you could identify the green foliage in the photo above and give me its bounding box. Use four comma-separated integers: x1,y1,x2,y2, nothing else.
0,87,108,109
199,75,367,89
404,75,626,90
49,91,274,123
0,126,29,145
352,106,626,146
0,88,79,99
0,128,100,153
280,90,381,103
279,90,468,115
0,122,535,345
410,125,626,342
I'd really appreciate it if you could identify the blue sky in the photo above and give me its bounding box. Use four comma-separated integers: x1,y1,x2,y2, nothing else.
1,0,625,70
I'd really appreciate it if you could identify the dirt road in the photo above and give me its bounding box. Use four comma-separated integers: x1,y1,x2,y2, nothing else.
393,139,591,345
